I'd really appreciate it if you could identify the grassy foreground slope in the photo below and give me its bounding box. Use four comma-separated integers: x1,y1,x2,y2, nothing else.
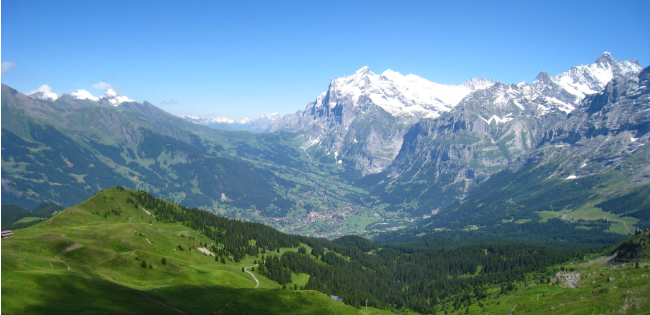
1,187,388,315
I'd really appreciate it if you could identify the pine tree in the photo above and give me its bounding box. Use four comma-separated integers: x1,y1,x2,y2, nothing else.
141,260,147,268
161,257,167,265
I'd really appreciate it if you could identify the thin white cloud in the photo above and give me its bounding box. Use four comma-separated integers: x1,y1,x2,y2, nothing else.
92,81,113,90
162,99,178,104
2,61,17,74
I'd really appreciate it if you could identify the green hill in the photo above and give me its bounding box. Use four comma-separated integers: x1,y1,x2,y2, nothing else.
0,187,377,315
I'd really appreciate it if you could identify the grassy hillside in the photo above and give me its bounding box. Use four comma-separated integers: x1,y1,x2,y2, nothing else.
1,187,383,315
473,231,650,315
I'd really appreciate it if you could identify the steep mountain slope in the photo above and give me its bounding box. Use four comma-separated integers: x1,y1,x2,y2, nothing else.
1,85,299,214
361,53,643,215
376,66,650,244
269,67,495,175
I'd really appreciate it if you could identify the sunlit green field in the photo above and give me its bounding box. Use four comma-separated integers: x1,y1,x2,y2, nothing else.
0,187,379,314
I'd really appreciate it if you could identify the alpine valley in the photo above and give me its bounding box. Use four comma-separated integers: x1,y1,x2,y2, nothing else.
3,53,650,314
4,52,648,242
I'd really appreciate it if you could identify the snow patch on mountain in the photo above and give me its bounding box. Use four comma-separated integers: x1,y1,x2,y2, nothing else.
479,113,514,125
68,88,134,105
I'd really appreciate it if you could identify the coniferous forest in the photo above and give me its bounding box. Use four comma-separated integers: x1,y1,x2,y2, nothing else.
129,188,585,313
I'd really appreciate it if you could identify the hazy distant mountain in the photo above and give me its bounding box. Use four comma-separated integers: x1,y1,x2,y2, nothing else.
184,113,280,132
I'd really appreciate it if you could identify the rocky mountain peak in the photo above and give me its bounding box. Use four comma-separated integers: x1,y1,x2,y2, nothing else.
534,71,554,84
355,66,372,75
595,51,614,66
26,84,58,101
459,77,496,90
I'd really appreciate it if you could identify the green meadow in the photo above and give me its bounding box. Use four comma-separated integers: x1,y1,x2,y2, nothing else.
0,187,378,314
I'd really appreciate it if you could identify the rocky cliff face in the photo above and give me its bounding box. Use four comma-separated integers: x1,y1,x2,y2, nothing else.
512,65,650,184
269,67,494,175
413,66,650,231
364,53,643,215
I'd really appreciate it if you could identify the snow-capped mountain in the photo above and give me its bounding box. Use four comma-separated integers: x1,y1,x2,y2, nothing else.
269,52,642,207
98,89,134,106
513,65,650,181
427,66,650,231
69,90,99,101
184,113,280,132
28,87,136,106
306,66,495,120
522,52,642,114
26,85,58,101
67,89,134,106
368,53,643,214
269,67,495,175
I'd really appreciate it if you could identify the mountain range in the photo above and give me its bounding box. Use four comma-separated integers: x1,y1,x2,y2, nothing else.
183,113,280,132
2,52,648,242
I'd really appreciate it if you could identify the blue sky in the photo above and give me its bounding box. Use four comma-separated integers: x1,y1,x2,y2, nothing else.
2,0,649,118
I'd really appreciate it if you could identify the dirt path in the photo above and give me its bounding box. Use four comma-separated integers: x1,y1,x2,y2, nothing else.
141,207,154,217
618,219,632,234
244,265,259,288
114,283,187,314
607,218,632,234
